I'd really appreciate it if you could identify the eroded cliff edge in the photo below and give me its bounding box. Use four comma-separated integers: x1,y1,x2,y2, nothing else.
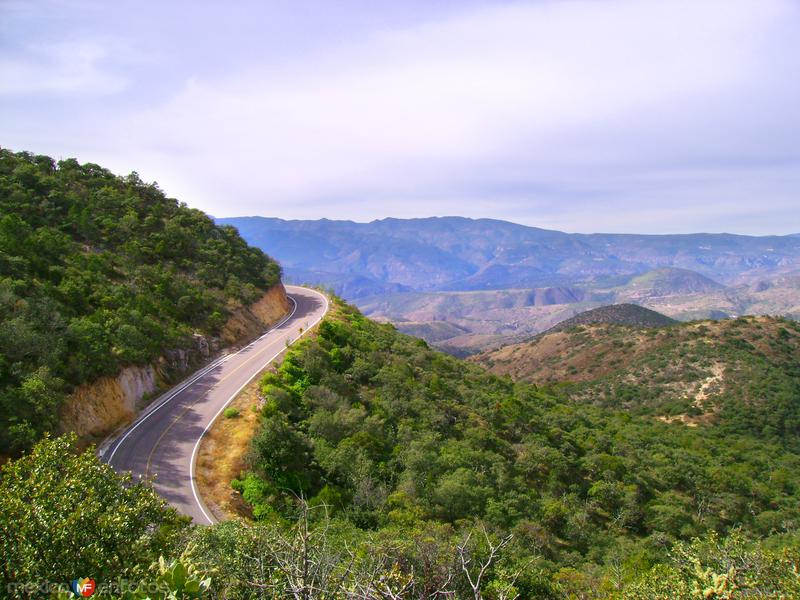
59,284,291,444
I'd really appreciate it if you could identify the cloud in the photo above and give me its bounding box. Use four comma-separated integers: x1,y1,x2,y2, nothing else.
0,39,127,96
2,0,799,233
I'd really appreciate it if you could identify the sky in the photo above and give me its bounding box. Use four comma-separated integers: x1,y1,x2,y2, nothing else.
1,0,799,235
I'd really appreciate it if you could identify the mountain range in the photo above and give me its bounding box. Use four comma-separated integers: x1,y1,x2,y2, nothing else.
219,216,800,353
219,216,800,292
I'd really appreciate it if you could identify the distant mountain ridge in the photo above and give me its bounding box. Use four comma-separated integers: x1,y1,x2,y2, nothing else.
219,216,800,354
219,216,800,298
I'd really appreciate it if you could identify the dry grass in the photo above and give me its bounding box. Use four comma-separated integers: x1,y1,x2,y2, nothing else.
195,300,332,521
479,325,662,384
194,352,286,521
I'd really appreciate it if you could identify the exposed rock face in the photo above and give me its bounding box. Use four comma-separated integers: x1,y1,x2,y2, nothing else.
60,364,160,444
59,284,291,444
220,284,291,345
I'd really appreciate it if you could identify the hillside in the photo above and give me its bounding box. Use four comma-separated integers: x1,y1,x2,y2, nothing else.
228,299,800,596
537,303,676,334
362,278,800,356
477,315,800,443
0,149,283,454
360,288,597,355
2,291,800,596
614,267,725,298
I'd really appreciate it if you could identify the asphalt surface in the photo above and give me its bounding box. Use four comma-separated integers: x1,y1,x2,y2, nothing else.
103,285,328,524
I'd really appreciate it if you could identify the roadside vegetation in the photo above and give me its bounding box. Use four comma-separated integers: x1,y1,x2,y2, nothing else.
2,301,799,596
222,298,799,596
0,149,281,454
3,434,799,598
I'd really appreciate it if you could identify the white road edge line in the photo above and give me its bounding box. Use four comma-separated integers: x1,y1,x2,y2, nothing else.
190,288,330,524
105,358,226,464
104,290,302,466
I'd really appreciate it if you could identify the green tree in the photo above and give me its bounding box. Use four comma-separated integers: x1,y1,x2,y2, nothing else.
0,434,186,596
0,148,284,453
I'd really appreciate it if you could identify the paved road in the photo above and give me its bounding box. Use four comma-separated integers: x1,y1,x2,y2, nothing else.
103,285,328,524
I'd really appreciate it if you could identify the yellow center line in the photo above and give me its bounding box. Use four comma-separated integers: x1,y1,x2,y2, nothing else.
144,332,292,478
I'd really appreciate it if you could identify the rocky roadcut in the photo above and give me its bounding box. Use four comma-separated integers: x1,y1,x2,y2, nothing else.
103,286,327,524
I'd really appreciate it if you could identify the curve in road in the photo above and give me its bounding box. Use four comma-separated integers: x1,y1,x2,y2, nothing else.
103,285,329,524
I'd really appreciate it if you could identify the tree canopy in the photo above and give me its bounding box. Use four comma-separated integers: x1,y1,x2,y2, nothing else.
233,298,800,595
0,434,185,596
0,149,281,453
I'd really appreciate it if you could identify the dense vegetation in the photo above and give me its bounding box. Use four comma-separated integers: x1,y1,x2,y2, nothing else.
1,146,798,596
2,435,799,599
0,149,281,454
230,299,800,596
479,316,800,448
0,302,797,597
0,434,185,593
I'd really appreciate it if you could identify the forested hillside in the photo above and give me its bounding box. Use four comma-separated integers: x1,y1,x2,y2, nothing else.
4,434,798,598
477,315,800,448
228,299,800,596
0,149,281,454
2,299,799,597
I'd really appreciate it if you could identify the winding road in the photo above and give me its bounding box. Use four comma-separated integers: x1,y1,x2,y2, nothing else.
103,285,328,524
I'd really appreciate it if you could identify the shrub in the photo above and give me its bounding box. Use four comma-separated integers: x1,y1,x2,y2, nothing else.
223,407,240,419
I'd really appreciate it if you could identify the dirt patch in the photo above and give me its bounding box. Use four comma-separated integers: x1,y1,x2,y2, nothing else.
657,414,700,427
694,363,725,406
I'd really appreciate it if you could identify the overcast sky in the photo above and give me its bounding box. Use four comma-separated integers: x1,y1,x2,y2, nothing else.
2,0,799,234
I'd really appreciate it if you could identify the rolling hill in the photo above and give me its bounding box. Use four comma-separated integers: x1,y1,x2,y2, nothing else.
476,312,800,444
614,267,725,298
362,271,799,355
536,303,676,334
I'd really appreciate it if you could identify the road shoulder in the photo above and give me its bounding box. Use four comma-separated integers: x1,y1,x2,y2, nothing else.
195,288,329,522
193,355,284,521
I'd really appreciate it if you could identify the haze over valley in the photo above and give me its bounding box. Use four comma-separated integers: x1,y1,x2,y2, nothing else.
220,216,800,354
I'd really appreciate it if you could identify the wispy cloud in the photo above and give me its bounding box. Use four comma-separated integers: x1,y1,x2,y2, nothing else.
1,0,798,234
0,39,127,96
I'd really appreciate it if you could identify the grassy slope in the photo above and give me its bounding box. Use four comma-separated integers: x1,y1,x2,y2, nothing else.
477,315,800,444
